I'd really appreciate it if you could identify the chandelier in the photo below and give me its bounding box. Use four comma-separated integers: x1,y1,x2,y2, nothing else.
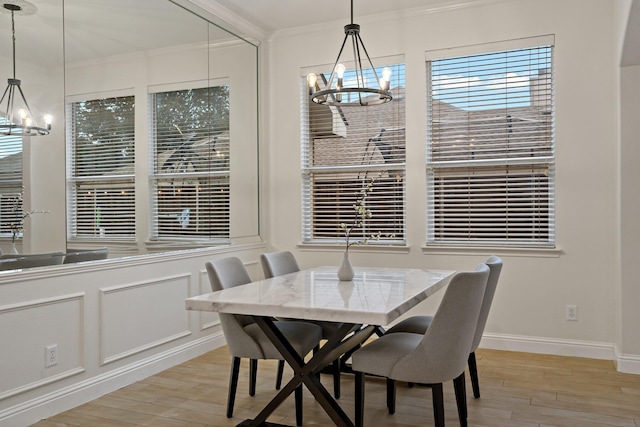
1,0,52,136
307,0,392,107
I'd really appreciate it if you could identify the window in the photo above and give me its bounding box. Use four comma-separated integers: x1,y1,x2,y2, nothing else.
149,85,230,241
301,59,406,245
426,39,555,247
0,127,22,238
66,95,136,239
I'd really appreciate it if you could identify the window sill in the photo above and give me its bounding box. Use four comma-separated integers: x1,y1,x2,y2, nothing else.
422,244,563,258
144,239,230,254
297,242,410,254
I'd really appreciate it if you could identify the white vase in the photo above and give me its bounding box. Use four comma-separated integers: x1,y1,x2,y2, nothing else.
337,251,354,281
11,242,19,255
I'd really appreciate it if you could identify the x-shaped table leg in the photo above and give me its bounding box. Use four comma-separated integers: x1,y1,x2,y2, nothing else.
238,317,374,427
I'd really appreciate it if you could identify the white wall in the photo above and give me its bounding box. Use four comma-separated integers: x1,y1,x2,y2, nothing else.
265,0,637,368
620,64,640,364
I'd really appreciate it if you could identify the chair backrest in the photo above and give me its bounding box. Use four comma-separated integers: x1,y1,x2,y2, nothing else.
260,251,300,279
0,252,65,270
63,247,109,264
204,257,265,359
470,256,503,352
390,264,489,384
205,257,252,291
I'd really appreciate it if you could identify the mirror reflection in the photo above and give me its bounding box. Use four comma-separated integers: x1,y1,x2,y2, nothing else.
0,0,260,267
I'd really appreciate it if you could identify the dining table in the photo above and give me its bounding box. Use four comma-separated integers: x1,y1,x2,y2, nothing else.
185,265,455,427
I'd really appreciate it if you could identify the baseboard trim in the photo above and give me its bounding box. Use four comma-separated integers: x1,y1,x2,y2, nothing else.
480,332,616,361
615,352,640,375
0,333,225,427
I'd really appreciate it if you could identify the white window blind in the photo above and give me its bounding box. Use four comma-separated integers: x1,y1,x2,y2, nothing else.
149,85,230,241
0,128,22,237
426,44,555,246
301,59,406,245
66,95,136,239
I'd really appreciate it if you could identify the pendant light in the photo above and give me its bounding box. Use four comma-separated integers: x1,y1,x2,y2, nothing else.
1,0,52,136
307,0,392,107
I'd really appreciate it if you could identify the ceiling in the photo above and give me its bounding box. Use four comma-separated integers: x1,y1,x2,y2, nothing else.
211,0,471,33
1,0,638,70
0,0,237,68
212,0,639,66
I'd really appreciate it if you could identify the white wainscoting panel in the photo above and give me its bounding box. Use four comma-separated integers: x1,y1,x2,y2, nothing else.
0,294,85,400
100,274,192,365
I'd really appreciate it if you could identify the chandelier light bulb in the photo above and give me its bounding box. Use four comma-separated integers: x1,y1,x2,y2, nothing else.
44,113,53,130
335,63,346,102
307,73,317,95
380,67,392,91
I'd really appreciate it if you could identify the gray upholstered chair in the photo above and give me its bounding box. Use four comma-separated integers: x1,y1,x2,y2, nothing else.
260,251,348,399
63,247,109,264
351,264,490,427
260,251,300,279
0,252,65,270
384,256,503,398
206,257,322,423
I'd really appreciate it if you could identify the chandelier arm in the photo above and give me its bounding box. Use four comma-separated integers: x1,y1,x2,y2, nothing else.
355,33,383,88
16,83,35,119
326,33,351,91
350,33,365,105
8,85,17,123
1,84,11,111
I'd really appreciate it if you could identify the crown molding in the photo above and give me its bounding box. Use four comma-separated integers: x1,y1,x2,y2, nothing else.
270,0,511,41
182,0,267,45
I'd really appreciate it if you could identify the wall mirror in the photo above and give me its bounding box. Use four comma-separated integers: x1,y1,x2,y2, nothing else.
0,0,260,265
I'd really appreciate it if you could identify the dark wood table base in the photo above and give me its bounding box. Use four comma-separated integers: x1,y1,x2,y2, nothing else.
237,317,376,427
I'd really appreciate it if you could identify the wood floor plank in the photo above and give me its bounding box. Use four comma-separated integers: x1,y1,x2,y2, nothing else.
29,347,640,427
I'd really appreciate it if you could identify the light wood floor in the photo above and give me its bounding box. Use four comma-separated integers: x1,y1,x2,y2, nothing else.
31,347,640,427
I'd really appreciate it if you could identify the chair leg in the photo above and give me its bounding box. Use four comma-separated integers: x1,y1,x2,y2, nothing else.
295,384,303,426
276,360,285,390
227,356,241,418
431,383,445,427
386,378,396,414
355,372,365,427
468,351,480,398
249,359,258,396
453,372,468,426
333,358,341,399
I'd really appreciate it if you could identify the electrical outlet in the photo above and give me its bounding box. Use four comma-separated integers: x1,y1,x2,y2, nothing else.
566,305,578,321
45,344,58,368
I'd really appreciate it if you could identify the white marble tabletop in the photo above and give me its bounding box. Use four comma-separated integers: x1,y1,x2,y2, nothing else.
186,266,455,326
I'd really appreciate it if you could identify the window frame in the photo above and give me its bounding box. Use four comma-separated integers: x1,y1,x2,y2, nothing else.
148,79,231,243
425,36,556,249
65,90,136,242
0,127,23,240
301,56,407,248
